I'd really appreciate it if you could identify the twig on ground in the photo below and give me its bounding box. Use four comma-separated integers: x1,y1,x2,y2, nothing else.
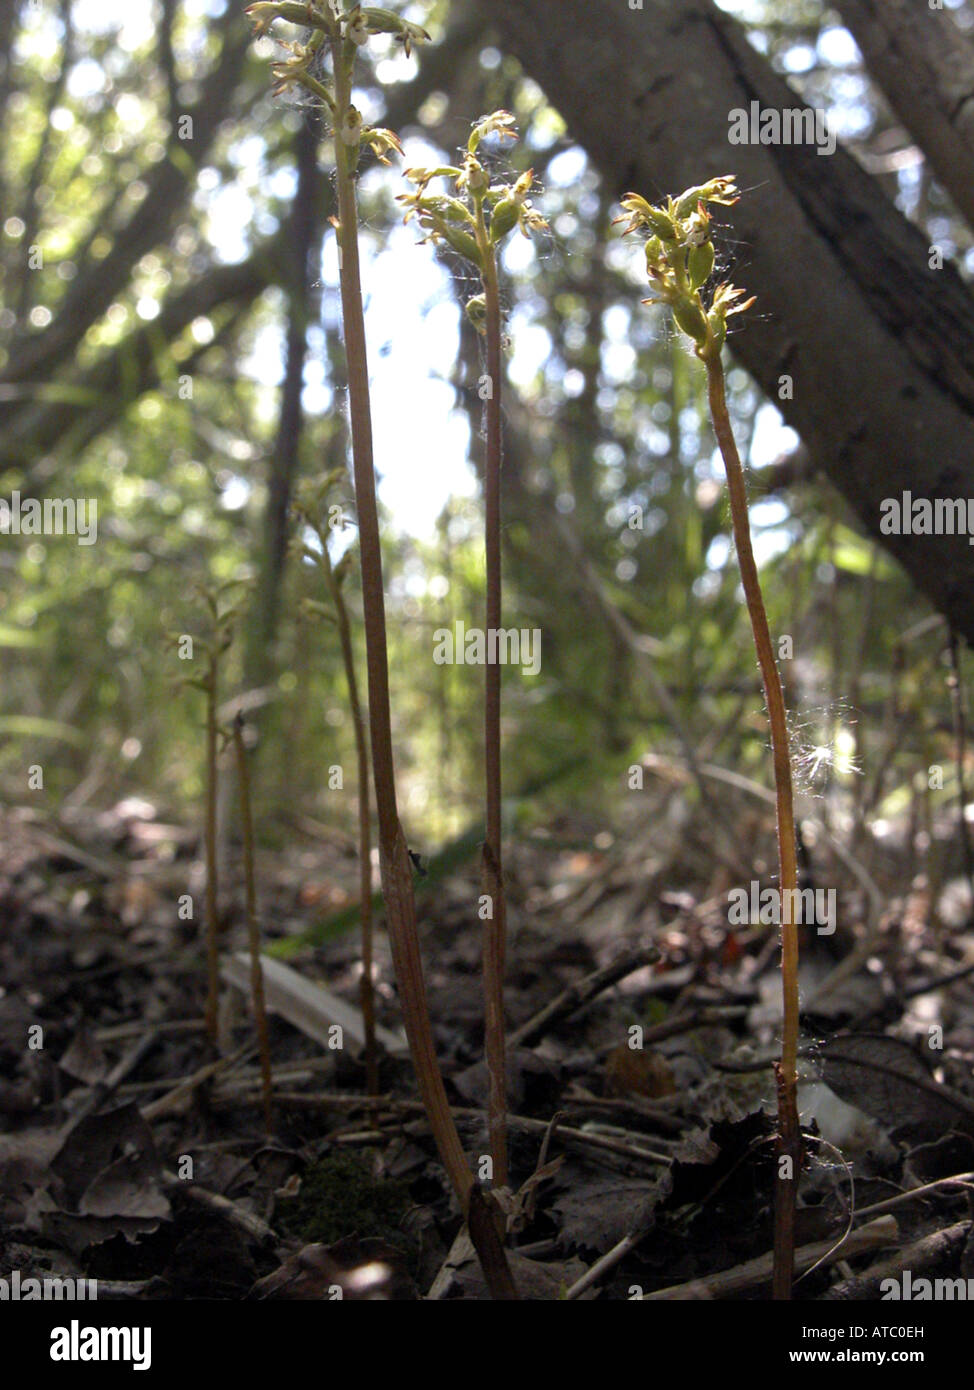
510,944,660,1048
162,1169,277,1246
821,1220,969,1300
58,1029,161,1139
640,1215,897,1300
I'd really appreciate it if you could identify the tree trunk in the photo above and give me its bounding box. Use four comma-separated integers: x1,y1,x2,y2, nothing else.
246,118,321,684
834,0,974,232
478,0,974,644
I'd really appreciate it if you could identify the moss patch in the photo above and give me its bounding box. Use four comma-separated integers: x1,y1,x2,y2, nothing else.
279,1150,415,1256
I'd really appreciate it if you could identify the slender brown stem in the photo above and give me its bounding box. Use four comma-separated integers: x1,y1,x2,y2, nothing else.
703,350,800,1299
204,651,220,1044
476,221,508,1189
319,542,377,1095
329,37,516,1297
232,712,273,1132
946,626,974,912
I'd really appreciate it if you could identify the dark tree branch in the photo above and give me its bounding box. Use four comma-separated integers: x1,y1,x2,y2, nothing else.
2,27,251,387
247,118,322,676
834,0,974,232
159,0,181,129
15,0,75,320
476,0,974,644
0,247,277,470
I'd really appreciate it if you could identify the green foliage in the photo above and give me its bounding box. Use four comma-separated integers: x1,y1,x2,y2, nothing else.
0,0,969,855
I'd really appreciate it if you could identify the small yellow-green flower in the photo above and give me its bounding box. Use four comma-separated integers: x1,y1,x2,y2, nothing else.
268,38,321,98
363,126,404,165
458,152,489,196
398,113,547,265
345,7,370,45
393,18,431,57
617,176,754,359
353,7,431,54
468,111,518,152
245,2,333,37
248,3,417,165
340,105,364,145
466,293,488,331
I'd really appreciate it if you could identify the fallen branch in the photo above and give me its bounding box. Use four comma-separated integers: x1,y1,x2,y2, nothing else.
162,1169,277,1246
142,1045,249,1121
821,1220,970,1301
266,1094,673,1168
639,1215,898,1300
510,944,660,1048
58,1029,160,1140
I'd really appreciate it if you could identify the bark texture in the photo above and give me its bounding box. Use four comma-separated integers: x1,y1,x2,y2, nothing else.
835,0,974,231
479,0,974,642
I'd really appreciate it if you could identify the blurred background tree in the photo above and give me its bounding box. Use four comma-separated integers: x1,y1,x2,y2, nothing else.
1,0,973,906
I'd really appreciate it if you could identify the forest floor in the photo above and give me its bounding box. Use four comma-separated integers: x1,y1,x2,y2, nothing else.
3,772,974,1301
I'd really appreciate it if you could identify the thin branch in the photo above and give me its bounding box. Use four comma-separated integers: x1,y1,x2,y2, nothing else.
233,713,274,1131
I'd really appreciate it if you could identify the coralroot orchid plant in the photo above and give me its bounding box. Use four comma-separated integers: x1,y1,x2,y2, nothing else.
172,579,251,1045
399,114,547,1192
174,581,272,1120
617,180,801,1299
292,473,378,1097
246,2,518,1297
232,711,274,1133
